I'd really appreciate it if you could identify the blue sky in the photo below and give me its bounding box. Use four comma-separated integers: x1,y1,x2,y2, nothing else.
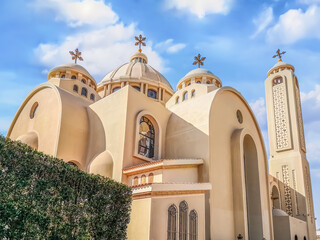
0,0,320,228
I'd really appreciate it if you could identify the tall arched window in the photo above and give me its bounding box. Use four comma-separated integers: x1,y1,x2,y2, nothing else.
148,173,154,183
138,116,155,158
73,85,78,92
189,210,198,240
183,92,188,101
191,90,195,98
81,88,88,97
176,96,180,104
71,75,77,79
295,235,298,240
90,94,95,101
179,201,188,240
167,204,177,240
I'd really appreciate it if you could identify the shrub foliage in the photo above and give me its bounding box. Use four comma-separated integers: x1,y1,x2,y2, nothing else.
0,135,132,239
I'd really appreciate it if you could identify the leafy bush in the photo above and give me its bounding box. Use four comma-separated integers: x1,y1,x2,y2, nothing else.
0,135,132,239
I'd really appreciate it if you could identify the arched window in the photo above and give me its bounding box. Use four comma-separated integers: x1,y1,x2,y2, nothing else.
71,75,76,80
138,116,155,158
189,210,198,240
81,79,86,84
112,87,121,93
187,82,191,86
206,81,211,84
179,201,188,240
183,92,188,101
141,175,146,184
303,237,306,240
295,235,298,240
61,74,65,78
148,173,154,183
272,77,283,86
90,94,95,101
167,204,177,240
30,102,39,119
191,90,195,98
176,96,180,104
73,85,78,92
147,89,157,99
81,88,88,97
133,176,138,186
196,81,201,84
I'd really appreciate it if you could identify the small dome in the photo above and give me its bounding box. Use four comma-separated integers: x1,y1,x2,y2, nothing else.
48,63,95,83
98,53,173,91
267,61,295,77
177,68,222,90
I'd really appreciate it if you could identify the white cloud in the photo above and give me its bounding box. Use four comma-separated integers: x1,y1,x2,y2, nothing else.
33,1,168,78
267,5,320,44
155,39,186,54
298,0,320,4
251,7,274,38
165,0,233,18
31,0,118,27
249,97,267,129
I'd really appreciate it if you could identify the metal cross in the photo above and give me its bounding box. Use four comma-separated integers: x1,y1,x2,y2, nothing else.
135,34,146,53
193,53,206,68
273,49,286,62
69,48,83,64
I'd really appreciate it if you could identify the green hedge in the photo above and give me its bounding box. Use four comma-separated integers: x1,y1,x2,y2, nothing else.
0,135,132,239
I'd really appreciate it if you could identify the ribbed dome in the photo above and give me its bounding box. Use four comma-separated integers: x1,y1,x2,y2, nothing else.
48,63,95,83
267,61,295,77
98,61,173,91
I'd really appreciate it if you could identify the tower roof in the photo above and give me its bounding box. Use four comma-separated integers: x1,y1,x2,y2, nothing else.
48,63,95,83
267,60,295,77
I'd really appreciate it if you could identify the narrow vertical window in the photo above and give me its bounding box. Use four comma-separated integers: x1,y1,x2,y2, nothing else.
168,204,177,240
141,175,146,184
81,88,88,97
73,85,78,92
189,210,198,240
148,173,154,183
191,90,195,98
183,92,188,101
133,176,138,186
138,116,155,158
90,94,95,101
179,201,188,240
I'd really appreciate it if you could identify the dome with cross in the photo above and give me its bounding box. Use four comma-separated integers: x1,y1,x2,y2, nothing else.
176,54,222,91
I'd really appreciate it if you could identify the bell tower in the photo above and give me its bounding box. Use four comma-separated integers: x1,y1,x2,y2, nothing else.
265,50,316,239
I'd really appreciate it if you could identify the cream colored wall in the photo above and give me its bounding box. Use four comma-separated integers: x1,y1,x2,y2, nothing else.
209,89,272,240
273,215,308,240
162,167,198,183
7,84,61,156
49,78,100,102
127,198,151,240
166,87,272,239
149,194,206,240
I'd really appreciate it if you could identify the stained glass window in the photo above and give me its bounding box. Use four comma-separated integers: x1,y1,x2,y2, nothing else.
138,116,155,158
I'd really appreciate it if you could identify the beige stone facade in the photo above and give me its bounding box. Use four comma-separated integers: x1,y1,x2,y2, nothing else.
7,50,316,239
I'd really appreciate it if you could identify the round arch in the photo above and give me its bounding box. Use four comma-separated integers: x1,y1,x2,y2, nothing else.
134,110,162,161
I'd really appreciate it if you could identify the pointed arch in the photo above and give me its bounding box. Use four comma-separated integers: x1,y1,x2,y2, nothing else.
167,204,177,240
179,201,188,240
189,210,198,240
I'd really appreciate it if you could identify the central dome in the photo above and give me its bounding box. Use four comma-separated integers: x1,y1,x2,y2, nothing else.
98,52,173,91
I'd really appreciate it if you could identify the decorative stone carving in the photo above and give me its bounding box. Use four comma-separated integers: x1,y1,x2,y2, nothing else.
294,79,306,151
282,165,293,216
272,82,291,150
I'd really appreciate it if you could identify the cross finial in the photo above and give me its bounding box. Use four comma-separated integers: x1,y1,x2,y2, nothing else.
193,53,206,68
135,34,146,53
273,49,286,62
69,48,83,64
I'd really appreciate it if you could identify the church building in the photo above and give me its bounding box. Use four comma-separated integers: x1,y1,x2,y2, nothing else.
7,36,316,240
